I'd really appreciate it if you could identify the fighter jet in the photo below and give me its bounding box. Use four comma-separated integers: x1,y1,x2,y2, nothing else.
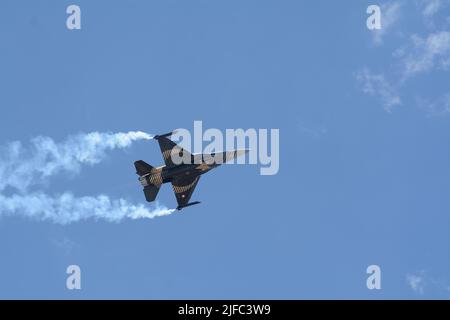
134,131,248,210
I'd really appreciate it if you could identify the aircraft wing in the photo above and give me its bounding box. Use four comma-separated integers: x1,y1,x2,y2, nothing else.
171,175,200,208
155,134,192,168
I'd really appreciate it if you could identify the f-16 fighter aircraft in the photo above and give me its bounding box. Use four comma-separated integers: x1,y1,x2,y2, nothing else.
134,131,248,210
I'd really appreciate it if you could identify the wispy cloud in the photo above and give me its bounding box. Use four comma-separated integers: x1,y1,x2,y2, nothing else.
398,31,450,79
422,0,442,18
0,131,176,224
407,273,426,295
356,68,402,112
372,1,403,46
51,236,78,255
358,1,450,114
298,123,328,139
406,272,450,297
417,90,450,115
418,0,450,28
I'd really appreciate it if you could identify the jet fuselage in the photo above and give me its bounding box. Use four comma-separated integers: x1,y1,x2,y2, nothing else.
134,131,248,209
138,160,217,188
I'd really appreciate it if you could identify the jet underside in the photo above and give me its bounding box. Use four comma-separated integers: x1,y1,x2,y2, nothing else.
134,131,247,210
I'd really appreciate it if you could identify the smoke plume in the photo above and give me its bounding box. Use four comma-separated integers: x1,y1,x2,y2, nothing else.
0,131,176,224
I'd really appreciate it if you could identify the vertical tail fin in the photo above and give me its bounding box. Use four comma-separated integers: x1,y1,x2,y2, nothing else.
135,160,161,202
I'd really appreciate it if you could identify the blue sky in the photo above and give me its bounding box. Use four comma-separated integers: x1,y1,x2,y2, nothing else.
0,0,449,299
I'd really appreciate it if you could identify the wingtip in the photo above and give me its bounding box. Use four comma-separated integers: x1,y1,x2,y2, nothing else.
176,201,201,211
154,130,178,140
235,149,250,157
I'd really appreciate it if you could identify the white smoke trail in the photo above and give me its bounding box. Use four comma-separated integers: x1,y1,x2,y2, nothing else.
0,131,153,192
0,131,177,224
0,192,175,225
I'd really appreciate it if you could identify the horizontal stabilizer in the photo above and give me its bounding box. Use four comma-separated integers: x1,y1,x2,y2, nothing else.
134,160,154,176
